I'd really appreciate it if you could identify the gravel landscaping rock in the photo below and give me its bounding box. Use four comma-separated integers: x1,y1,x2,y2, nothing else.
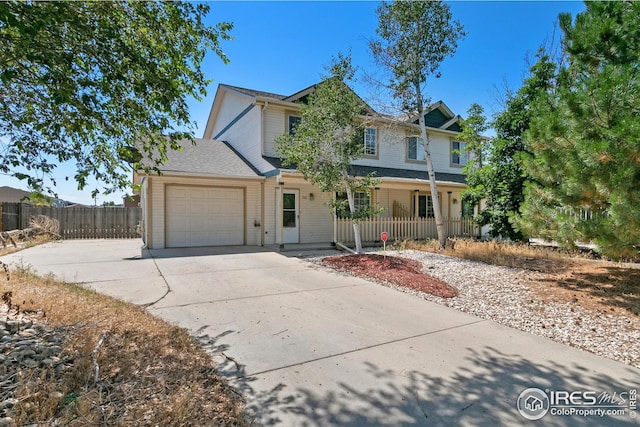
307,249,640,369
0,303,67,421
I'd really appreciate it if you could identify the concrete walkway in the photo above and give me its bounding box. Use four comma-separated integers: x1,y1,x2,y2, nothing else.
2,240,638,426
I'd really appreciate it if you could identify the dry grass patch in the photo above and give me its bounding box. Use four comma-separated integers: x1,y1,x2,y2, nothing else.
0,265,246,426
401,239,640,318
0,235,54,257
400,238,589,271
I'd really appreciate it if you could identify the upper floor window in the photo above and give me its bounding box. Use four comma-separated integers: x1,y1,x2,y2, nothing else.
407,136,425,161
288,115,301,135
363,127,377,156
451,141,468,166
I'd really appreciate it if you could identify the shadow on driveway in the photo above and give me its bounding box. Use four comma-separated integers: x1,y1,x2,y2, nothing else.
205,340,638,427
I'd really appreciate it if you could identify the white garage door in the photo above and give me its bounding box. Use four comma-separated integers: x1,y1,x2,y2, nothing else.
165,185,244,247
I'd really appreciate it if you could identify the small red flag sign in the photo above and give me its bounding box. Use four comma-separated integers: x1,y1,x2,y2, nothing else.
381,231,388,242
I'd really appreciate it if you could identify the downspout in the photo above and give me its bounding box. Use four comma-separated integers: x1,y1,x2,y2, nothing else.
259,101,268,246
260,101,269,157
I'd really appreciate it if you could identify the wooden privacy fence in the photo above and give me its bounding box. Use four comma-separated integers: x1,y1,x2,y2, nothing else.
1,203,142,239
336,216,478,243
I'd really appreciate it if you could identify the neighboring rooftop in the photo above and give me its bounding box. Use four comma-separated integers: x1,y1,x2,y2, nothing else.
0,186,30,203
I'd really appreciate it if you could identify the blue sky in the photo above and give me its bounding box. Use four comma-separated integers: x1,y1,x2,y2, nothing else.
1,1,586,205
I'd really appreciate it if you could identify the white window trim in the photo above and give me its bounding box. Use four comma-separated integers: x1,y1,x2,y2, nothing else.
451,140,468,167
287,114,301,135
363,127,378,158
407,136,425,162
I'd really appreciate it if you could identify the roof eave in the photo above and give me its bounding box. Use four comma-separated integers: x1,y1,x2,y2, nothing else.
151,171,265,181
255,96,300,109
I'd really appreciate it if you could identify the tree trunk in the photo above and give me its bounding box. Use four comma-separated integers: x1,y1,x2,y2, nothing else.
415,86,447,248
343,173,364,254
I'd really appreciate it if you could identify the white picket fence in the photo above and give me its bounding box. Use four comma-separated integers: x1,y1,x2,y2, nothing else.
336,216,478,243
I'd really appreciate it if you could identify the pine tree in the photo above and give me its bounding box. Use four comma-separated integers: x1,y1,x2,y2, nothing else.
519,1,640,258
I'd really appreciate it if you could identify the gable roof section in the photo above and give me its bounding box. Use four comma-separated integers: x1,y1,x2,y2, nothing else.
219,80,376,113
204,84,291,139
406,100,463,132
284,82,317,103
156,139,261,178
284,79,377,115
208,84,466,136
441,116,463,132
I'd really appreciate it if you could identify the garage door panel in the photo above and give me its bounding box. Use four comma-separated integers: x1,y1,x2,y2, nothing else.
166,185,244,247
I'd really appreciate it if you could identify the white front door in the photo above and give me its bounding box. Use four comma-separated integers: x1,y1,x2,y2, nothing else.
282,189,299,244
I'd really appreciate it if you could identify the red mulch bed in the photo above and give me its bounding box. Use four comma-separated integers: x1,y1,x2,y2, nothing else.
322,254,457,298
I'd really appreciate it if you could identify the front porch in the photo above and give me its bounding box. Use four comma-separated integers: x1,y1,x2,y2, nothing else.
335,180,478,244
335,216,478,244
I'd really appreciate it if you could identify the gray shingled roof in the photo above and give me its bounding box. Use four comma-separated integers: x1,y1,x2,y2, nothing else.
158,139,260,177
349,164,467,184
262,157,466,184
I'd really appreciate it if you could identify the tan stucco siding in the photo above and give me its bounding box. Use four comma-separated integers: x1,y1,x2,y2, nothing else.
146,175,262,249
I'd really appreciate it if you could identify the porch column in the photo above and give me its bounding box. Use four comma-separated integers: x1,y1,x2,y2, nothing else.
332,211,337,245
447,191,452,237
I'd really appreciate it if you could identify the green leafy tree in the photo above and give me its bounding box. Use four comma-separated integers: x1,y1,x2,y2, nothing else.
274,54,379,253
370,0,465,248
0,1,232,197
458,103,488,233
458,103,488,169
25,192,53,207
462,54,556,241
518,2,640,258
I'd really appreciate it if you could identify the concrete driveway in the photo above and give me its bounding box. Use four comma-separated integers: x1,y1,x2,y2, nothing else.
2,240,639,426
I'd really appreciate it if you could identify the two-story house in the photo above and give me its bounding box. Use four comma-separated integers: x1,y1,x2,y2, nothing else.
139,82,476,249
